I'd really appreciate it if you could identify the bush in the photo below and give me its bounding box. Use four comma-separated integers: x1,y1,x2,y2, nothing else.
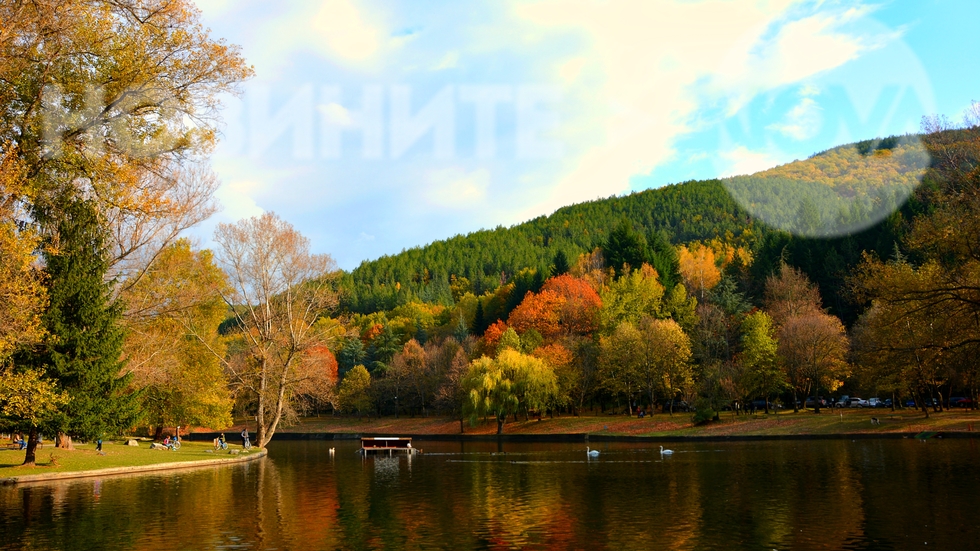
692,407,717,425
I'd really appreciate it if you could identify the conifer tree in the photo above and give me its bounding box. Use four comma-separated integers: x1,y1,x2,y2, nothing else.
552,250,570,276
605,220,649,278
21,196,140,446
471,300,487,336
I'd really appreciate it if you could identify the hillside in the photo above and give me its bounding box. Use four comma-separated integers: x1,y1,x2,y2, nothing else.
340,135,930,318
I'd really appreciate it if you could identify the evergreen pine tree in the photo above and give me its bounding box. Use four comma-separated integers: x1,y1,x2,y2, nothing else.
552,249,570,276
647,229,681,290
471,299,487,336
605,219,649,278
337,337,366,379
22,196,140,442
453,315,470,343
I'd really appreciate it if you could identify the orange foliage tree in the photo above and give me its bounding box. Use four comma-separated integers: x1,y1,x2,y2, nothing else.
678,243,721,300
507,275,601,341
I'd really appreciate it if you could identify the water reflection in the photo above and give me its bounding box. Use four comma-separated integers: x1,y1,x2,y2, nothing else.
1,439,978,550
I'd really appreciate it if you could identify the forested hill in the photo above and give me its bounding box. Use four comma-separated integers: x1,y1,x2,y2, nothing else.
341,179,760,313
341,134,928,317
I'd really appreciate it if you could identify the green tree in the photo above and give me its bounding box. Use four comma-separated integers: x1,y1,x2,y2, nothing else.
605,219,649,278
471,299,487,336
337,365,372,418
739,311,783,413
19,196,141,448
496,348,557,421
463,356,518,434
337,337,366,379
599,264,665,333
552,249,570,276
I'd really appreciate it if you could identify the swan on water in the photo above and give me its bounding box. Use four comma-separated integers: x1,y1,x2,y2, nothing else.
659,445,673,455
586,446,600,457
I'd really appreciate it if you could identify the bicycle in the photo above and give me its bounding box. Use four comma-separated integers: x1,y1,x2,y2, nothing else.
243,437,251,451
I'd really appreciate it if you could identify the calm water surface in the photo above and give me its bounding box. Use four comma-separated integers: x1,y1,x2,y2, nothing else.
2,439,979,550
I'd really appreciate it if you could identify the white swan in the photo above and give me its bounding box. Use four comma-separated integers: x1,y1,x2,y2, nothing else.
659,445,674,455
586,446,600,457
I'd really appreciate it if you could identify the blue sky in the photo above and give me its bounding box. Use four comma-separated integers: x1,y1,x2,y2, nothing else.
190,0,980,270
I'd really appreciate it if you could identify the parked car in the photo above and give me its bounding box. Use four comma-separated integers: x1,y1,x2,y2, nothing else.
949,397,973,408
804,397,828,408
848,397,869,408
868,398,885,408
834,395,850,408
662,400,690,413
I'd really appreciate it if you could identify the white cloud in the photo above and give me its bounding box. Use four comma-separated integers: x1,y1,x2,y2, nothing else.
431,51,460,71
215,180,264,221
768,97,823,140
310,0,383,64
317,103,354,127
719,146,783,178
502,0,886,216
192,0,234,17
424,167,491,209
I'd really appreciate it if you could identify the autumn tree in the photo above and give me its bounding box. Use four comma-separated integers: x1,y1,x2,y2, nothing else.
120,240,232,437
391,339,434,416
764,263,824,326
678,243,721,301
0,0,252,292
0,151,45,360
212,212,338,448
533,343,577,416
0,369,69,466
639,317,693,415
432,338,471,432
777,312,849,413
599,322,644,415
508,275,601,341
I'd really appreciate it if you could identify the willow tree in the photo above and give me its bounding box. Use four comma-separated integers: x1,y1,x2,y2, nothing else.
213,212,339,448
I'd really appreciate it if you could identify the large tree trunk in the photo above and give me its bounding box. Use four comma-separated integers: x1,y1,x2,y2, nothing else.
22,428,39,467
496,415,504,435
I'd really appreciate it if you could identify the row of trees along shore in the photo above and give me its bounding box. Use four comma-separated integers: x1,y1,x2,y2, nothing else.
3,2,980,463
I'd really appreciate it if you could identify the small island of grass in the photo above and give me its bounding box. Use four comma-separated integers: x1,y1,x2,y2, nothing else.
0,440,264,484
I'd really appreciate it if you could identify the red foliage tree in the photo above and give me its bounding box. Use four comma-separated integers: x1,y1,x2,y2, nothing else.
508,275,601,340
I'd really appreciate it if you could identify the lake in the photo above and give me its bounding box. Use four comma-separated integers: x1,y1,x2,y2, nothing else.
2,438,978,550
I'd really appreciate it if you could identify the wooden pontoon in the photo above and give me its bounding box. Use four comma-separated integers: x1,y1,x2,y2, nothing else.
359,437,418,455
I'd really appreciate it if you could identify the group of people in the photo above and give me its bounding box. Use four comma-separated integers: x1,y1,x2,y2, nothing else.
212,428,251,450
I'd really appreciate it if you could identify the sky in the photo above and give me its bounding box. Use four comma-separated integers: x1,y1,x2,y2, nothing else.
189,0,980,270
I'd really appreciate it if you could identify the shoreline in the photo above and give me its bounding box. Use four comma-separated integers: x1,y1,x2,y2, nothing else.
1,448,266,486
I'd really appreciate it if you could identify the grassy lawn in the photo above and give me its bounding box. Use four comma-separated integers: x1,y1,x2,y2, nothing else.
0,440,253,479
280,408,980,438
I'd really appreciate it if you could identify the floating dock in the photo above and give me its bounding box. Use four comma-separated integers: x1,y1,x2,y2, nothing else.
359,437,418,455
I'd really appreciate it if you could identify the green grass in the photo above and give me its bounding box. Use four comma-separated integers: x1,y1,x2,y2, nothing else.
0,440,253,479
